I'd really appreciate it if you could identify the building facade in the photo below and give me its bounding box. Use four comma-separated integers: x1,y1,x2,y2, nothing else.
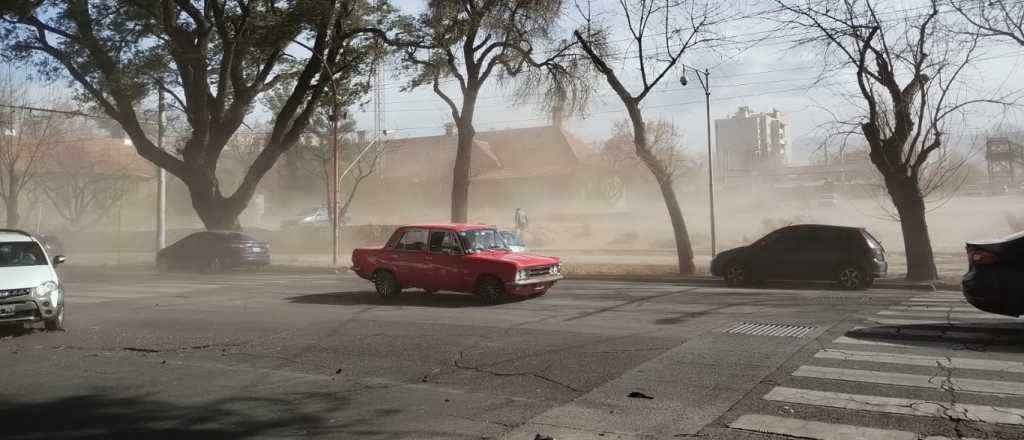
714,106,790,174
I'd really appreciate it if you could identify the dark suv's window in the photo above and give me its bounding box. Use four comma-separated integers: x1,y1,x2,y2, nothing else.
0,241,47,267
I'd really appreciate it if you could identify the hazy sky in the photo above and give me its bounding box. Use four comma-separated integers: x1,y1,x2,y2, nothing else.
10,0,1024,164
348,0,1024,164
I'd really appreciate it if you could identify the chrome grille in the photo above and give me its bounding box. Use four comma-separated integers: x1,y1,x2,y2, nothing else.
526,266,552,277
0,288,31,299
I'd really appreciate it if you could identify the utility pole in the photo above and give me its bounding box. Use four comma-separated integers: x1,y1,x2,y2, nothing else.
330,100,340,267
156,85,166,252
693,68,717,258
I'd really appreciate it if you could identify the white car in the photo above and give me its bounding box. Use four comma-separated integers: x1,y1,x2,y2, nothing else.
0,229,66,330
499,230,528,253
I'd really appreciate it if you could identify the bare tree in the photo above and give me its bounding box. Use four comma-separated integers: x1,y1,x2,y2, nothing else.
778,0,1014,280
398,0,585,222
0,75,68,228
39,139,144,230
573,0,719,274
951,0,1024,46
0,1,388,230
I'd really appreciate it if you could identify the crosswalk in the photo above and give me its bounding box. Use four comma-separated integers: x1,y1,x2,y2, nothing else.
725,290,1024,439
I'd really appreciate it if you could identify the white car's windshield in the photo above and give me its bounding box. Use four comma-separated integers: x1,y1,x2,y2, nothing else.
0,242,47,267
459,229,509,253
500,231,524,247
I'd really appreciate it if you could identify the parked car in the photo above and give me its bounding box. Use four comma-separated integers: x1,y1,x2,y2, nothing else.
0,229,66,330
961,231,1024,317
499,229,527,253
351,224,562,303
281,207,333,229
156,231,270,273
710,224,887,290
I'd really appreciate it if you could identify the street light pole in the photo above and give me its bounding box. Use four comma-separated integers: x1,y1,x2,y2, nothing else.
156,85,166,253
685,67,717,258
330,101,340,267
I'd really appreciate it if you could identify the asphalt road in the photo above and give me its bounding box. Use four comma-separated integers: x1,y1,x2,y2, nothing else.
1,268,1022,440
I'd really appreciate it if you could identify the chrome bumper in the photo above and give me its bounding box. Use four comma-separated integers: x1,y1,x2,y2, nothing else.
513,274,564,286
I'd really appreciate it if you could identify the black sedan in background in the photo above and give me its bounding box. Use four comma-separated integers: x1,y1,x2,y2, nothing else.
711,224,887,290
156,231,270,273
962,231,1024,316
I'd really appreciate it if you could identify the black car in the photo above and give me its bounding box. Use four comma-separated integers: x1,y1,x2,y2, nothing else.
710,224,887,290
962,231,1024,316
156,231,270,273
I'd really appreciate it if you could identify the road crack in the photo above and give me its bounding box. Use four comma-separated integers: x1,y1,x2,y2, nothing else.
452,350,583,393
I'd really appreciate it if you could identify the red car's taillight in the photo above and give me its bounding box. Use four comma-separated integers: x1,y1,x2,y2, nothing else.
968,249,999,265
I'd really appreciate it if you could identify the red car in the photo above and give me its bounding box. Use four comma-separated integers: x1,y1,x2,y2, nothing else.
351,224,563,303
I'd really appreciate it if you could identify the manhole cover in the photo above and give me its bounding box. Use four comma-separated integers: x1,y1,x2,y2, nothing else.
724,322,815,338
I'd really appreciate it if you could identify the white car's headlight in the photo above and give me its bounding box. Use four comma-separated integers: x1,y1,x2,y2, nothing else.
34,281,57,299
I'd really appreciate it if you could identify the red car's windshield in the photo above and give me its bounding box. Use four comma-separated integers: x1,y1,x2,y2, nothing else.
459,229,509,253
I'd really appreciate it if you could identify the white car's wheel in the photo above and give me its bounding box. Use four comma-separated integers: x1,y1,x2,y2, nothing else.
44,308,64,331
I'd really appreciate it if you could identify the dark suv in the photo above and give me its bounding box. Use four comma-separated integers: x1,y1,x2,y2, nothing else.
711,224,887,290
156,231,270,273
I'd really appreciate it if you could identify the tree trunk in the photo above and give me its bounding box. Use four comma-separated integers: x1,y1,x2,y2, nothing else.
657,179,696,274
450,119,475,223
5,196,19,228
626,105,696,275
188,181,244,231
887,177,937,281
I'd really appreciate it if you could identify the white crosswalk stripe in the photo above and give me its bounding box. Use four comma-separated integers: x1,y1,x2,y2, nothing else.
793,365,1024,396
876,310,1011,320
764,387,1024,426
727,292,1024,439
813,348,1024,372
728,414,921,440
889,305,980,312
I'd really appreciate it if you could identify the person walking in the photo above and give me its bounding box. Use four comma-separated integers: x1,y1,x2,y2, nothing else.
513,208,529,236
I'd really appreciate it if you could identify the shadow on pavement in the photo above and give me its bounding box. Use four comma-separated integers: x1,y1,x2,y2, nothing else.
0,392,360,440
0,324,35,339
844,322,1024,352
286,290,498,308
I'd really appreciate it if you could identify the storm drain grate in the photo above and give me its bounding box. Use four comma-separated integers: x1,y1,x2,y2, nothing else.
724,322,816,338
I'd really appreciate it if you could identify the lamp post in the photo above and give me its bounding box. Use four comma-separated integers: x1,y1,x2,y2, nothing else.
681,67,717,258
156,85,166,253
292,40,343,268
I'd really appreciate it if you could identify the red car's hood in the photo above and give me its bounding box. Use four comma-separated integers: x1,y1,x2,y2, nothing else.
467,251,559,268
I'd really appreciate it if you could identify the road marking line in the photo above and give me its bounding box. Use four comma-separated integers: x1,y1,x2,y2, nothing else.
727,414,919,440
907,298,965,303
814,349,1024,372
867,318,1024,329
831,336,980,350
876,310,1009,319
850,326,1020,341
793,365,1024,396
764,386,1024,426
889,306,979,312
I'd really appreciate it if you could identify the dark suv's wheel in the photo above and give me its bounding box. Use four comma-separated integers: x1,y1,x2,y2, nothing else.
476,276,507,304
724,262,751,287
44,308,64,331
374,271,401,298
837,265,868,290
